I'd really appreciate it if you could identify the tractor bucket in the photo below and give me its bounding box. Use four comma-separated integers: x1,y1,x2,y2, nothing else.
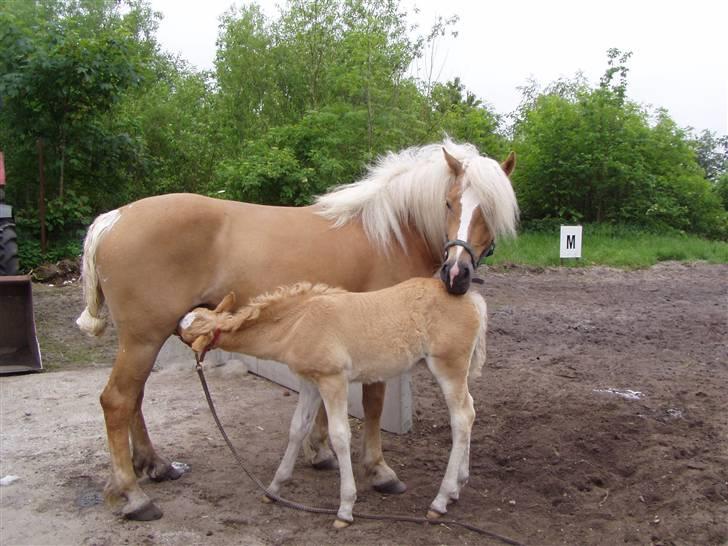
0,275,42,374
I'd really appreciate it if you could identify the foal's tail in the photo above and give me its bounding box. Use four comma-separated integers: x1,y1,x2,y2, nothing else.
467,292,488,379
76,209,121,336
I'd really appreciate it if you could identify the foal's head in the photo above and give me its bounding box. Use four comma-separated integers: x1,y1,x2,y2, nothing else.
440,148,516,295
178,292,237,355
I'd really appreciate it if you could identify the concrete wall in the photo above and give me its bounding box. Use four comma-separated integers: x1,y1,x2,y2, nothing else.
156,336,412,434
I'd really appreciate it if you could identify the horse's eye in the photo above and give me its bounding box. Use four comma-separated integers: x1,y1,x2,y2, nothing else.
446,201,452,210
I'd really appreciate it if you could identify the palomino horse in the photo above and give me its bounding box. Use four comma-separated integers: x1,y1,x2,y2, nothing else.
76,139,518,520
177,278,488,527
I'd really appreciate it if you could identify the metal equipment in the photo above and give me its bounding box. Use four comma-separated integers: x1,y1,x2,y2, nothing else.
0,151,42,373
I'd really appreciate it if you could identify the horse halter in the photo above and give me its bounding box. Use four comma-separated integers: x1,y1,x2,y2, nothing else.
443,239,496,269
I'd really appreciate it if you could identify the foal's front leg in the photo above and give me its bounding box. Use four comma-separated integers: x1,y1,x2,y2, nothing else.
266,381,321,499
318,375,357,528
425,358,475,518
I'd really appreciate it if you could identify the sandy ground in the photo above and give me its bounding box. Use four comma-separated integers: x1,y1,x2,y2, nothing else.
1,262,727,545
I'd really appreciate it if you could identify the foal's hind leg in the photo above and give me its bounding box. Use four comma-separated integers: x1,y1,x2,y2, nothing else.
303,405,338,470
131,386,185,482
362,382,406,494
101,338,165,520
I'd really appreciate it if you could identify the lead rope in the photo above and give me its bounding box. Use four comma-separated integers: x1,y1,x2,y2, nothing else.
195,357,525,546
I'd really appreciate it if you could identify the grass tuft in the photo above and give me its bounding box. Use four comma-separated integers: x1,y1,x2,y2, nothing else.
488,225,728,268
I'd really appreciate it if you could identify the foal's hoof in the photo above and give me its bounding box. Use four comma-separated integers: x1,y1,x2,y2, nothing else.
261,494,274,504
333,519,352,529
125,501,163,521
150,461,187,482
312,457,339,471
373,479,407,495
426,509,444,520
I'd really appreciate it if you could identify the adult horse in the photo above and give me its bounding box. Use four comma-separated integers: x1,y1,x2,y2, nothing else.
76,139,518,520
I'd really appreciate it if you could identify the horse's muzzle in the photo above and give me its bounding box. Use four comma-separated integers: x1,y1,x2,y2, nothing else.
440,260,472,295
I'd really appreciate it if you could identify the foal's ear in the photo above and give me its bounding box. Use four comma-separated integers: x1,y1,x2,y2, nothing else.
501,151,516,177
443,147,464,176
214,292,237,313
191,333,213,354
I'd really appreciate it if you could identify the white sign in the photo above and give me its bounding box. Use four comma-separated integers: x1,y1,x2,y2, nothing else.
560,225,582,258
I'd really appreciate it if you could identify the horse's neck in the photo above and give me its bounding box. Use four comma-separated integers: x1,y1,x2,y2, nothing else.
333,219,440,289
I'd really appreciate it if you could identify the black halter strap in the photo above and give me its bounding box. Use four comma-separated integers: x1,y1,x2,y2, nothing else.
443,239,496,268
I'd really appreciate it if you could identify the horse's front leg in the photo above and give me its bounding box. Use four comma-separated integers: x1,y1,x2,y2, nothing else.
361,382,406,493
425,359,475,519
266,381,321,500
318,375,357,528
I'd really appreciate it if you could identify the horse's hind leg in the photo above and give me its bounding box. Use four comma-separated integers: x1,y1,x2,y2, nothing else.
362,382,406,494
101,338,165,520
131,386,184,482
266,381,321,499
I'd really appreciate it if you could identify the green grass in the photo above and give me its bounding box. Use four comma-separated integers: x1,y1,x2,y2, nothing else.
488,225,728,268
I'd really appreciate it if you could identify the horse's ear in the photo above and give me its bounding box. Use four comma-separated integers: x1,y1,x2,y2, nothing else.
501,151,516,177
443,147,463,176
215,292,236,313
191,333,213,354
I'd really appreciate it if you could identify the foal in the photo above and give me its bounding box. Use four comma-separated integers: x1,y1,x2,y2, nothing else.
178,276,487,527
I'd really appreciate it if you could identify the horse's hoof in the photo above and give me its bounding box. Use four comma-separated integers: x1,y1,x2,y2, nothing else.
333,519,352,529
125,501,163,521
312,457,338,471
261,494,274,504
426,509,443,520
373,479,407,495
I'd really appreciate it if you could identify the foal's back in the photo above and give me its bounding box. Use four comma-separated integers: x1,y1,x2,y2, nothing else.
286,277,484,383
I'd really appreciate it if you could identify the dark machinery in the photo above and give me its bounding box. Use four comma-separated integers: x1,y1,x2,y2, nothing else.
0,151,42,373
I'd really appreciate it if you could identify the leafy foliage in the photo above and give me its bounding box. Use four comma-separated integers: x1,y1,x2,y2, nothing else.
0,3,725,272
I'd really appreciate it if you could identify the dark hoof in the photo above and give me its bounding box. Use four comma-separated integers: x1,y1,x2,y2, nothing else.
373,479,407,495
312,457,339,471
125,501,163,521
150,462,186,482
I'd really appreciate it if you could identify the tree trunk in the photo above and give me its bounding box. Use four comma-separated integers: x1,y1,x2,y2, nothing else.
37,138,47,254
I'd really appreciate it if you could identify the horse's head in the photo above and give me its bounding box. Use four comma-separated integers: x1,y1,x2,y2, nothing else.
440,148,516,295
178,292,237,356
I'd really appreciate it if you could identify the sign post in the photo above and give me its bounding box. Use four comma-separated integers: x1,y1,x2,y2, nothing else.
560,225,582,263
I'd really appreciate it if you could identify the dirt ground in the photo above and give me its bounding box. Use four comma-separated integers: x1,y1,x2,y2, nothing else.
1,262,727,546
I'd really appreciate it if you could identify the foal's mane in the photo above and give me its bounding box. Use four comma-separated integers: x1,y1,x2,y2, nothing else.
222,282,346,332
315,138,519,255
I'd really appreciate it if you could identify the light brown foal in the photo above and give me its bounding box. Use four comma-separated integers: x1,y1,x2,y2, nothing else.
178,277,488,527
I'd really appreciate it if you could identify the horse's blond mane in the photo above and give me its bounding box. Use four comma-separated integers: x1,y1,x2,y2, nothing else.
315,138,519,255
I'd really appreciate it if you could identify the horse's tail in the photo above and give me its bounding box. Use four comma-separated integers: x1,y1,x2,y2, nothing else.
76,209,121,337
467,291,488,379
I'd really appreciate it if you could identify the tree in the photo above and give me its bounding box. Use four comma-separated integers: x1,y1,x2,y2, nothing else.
512,49,726,238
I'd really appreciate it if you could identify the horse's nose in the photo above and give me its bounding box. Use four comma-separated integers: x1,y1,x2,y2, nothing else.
440,260,471,295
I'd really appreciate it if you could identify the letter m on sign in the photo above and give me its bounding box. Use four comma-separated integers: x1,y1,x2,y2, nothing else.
560,226,582,258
